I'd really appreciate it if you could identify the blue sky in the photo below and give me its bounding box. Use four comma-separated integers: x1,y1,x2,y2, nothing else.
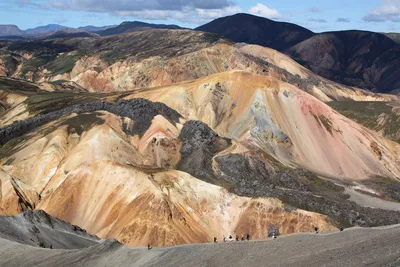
1,0,400,32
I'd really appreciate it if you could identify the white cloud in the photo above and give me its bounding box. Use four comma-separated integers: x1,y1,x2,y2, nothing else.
47,0,283,25
363,0,400,22
336,17,350,23
309,7,322,13
248,3,281,19
49,0,232,12
112,6,242,24
308,18,327,23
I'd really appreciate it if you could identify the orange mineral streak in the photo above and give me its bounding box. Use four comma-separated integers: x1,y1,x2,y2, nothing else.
37,161,335,246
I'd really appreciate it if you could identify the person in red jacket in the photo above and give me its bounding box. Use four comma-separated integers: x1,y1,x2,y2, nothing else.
148,243,152,250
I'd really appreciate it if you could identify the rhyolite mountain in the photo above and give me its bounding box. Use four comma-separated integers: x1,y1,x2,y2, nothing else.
196,13,400,94
1,28,400,248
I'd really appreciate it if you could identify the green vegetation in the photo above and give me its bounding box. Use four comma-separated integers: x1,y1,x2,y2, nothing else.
45,54,80,75
99,51,120,65
328,101,400,143
25,91,101,115
318,115,333,134
312,113,333,134
0,77,41,94
0,133,30,159
360,176,400,203
20,55,56,76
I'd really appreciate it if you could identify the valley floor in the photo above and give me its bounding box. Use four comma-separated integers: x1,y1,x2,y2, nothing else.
1,225,400,267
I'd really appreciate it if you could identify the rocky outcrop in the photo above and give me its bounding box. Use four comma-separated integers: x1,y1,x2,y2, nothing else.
0,98,182,145
178,120,231,182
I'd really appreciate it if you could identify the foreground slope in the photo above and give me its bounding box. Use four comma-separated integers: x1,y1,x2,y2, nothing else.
0,210,100,249
1,225,400,267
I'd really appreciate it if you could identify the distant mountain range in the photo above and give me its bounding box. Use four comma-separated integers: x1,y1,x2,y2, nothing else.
0,13,399,93
0,21,182,38
0,25,25,36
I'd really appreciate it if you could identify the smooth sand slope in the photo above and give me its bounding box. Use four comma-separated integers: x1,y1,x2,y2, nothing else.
1,225,400,267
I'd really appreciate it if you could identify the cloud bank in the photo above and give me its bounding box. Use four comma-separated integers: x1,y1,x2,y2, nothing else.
363,0,400,22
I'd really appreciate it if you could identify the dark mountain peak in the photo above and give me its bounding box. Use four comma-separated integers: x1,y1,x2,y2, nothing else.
286,29,400,93
196,13,314,51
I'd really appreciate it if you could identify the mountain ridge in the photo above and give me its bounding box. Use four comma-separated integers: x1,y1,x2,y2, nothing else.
196,13,400,94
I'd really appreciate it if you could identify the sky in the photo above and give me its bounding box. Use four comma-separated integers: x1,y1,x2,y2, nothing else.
1,0,400,33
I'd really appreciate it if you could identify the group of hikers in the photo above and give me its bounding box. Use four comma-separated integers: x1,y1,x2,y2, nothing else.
214,233,251,243
147,225,346,249
212,225,345,244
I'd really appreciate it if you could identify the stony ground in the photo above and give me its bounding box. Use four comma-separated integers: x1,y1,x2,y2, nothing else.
1,225,400,267
0,210,100,249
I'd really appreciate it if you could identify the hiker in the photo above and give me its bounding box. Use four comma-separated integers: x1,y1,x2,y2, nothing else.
148,243,152,250
214,237,217,243
272,230,277,239
229,235,233,241
339,226,344,232
236,235,239,241
314,226,319,234
241,234,245,241
246,233,250,241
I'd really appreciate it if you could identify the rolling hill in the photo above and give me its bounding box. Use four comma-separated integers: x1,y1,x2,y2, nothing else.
96,21,183,36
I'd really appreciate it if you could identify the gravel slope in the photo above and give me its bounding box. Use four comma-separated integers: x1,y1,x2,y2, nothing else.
0,210,100,249
1,225,400,267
